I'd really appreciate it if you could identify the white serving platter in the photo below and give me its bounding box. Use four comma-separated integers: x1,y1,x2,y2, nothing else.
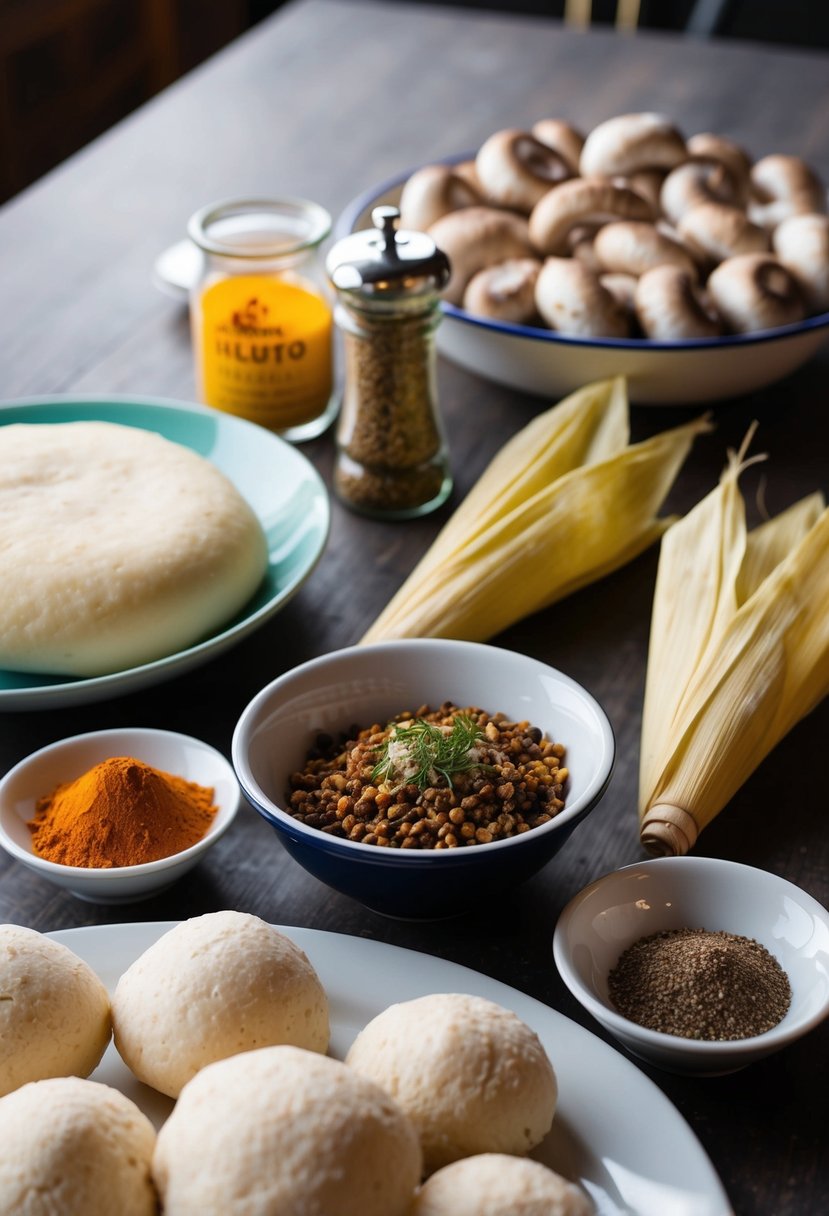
50,922,731,1216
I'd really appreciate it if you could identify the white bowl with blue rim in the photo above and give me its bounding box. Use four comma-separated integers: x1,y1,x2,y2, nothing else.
337,161,829,405
232,638,615,919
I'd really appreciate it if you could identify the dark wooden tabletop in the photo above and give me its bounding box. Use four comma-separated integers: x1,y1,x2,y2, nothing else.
1,2,828,1212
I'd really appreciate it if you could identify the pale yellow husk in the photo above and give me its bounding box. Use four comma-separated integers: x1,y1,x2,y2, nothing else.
362,377,709,644
639,442,829,857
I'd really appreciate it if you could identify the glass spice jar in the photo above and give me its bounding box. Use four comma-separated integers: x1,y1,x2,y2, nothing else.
326,205,453,519
188,197,337,442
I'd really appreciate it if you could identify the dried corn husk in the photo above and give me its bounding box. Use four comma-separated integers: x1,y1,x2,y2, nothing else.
639,436,829,856
362,377,709,644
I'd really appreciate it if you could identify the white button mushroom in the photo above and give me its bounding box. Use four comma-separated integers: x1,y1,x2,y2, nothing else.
660,158,744,226
773,212,829,312
429,206,534,305
463,258,542,324
535,257,631,337
749,154,826,229
529,177,655,256
580,112,687,178
677,202,769,268
687,133,752,193
531,118,586,175
634,264,722,340
707,252,806,333
475,129,574,213
399,164,484,233
593,220,698,279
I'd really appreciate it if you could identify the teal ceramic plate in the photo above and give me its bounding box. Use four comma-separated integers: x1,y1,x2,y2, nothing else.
0,396,330,710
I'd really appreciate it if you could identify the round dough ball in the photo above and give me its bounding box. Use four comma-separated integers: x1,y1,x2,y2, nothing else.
0,421,268,676
112,911,329,1098
345,993,557,1173
412,1154,592,1216
152,1044,422,1216
0,1076,157,1216
0,924,111,1097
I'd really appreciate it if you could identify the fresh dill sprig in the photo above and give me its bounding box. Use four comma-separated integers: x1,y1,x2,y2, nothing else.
371,712,489,790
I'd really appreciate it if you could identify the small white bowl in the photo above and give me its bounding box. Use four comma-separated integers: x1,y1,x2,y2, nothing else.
553,857,829,1075
0,728,240,903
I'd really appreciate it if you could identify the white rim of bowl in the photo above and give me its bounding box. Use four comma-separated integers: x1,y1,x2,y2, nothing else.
0,728,240,877
553,856,829,1053
232,638,616,862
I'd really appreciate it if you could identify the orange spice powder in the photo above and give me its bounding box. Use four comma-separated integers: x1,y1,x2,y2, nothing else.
28,756,218,868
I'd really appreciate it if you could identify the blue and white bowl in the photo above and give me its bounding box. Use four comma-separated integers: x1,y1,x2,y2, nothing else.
232,639,614,919
338,163,829,405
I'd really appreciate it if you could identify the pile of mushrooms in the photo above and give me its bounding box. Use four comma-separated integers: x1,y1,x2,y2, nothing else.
399,113,829,340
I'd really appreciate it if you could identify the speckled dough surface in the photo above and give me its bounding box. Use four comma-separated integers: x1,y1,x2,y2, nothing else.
152,1044,422,1216
411,1154,593,1216
111,911,329,1098
0,1077,157,1216
0,421,267,676
345,992,558,1173
0,924,111,1097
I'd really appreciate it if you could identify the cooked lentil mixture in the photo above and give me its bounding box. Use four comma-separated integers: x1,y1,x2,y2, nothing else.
288,702,568,849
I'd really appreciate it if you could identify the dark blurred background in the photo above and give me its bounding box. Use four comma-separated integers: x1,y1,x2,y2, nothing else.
2,0,828,203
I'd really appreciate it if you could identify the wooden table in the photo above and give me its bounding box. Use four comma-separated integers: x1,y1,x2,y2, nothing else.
1,2,827,1212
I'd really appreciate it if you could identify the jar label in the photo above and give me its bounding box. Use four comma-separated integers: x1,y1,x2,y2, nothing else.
194,275,333,429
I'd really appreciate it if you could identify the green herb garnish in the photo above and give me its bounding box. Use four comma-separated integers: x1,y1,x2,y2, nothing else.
371,712,489,790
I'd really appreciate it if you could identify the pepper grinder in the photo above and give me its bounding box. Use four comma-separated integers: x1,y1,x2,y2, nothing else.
326,205,452,519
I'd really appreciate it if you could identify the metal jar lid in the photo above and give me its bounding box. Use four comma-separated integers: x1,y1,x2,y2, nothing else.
326,206,450,305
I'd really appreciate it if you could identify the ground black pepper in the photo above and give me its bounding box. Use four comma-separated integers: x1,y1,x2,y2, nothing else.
607,928,792,1040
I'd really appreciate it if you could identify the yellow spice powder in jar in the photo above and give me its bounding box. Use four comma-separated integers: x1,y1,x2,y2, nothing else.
188,198,337,443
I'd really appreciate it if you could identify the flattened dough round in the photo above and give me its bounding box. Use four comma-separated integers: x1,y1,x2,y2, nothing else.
0,421,268,676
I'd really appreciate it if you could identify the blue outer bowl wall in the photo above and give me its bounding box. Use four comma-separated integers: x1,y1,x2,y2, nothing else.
243,785,609,919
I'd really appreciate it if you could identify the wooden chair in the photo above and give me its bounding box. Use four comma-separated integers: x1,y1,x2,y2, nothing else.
564,0,643,31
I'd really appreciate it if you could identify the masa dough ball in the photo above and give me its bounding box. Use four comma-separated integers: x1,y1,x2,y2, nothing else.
411,1154,592,1216
111,911,329,1098
153,1044,422,1216
0,421,268,676
345,992,557,1173
0,924,111,1097
0,1077,157,1216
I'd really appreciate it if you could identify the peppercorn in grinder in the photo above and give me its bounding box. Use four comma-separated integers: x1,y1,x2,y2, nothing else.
326,206,453,519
